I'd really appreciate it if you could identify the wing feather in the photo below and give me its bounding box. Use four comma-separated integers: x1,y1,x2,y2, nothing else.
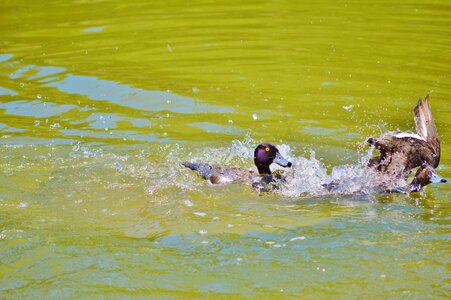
414,95,440,166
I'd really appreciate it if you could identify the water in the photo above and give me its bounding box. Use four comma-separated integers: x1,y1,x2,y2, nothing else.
1,0,450,298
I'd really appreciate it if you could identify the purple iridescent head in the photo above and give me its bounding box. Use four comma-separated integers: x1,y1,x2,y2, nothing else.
253,144,292,175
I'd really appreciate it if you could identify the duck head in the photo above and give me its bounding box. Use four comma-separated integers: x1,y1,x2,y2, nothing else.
253,144,292,175
410,163,447,192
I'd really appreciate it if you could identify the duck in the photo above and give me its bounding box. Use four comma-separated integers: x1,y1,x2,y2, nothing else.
182,143,292,188
367,95,445,185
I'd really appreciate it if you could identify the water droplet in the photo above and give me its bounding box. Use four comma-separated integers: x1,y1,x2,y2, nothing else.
114,162,125,172
34,120,40,126
342,105,353,111
289,236,306,242
192,87,199,93
194,212,206,217
37,94,42,99
20,82,24,88
182,200,193,207
252,113,258,120
18,202,29,208
198,229,207,235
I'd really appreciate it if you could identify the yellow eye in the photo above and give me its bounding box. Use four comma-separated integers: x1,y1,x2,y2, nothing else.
265,147,270,152
422,169,427,173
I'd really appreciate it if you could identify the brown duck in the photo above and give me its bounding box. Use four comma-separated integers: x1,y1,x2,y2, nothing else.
367,95,446,190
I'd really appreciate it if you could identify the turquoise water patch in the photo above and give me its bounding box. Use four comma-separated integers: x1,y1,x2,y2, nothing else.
0,54,14,62
60,128,167,142
0,100,77,118
0,122,26,132
29,66,66,80
190,122,243,135
0,87,18,96
86,113,152,129
83,26,105,33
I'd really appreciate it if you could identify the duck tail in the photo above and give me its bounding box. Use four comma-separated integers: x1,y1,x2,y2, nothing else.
414,95,440,166
182,161,200,170
182,162,213,179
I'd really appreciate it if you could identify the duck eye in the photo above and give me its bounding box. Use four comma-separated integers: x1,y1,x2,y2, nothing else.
422,169,427,173
265,147,270,152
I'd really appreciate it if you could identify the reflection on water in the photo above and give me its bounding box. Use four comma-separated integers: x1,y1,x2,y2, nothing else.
0,57,240,143
0,87,17,96
47,74,234,114
0,100,76,118
0,0,450,298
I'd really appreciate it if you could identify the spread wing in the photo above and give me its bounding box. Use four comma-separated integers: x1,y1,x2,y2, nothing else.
414,95,440,166
367,132,435,176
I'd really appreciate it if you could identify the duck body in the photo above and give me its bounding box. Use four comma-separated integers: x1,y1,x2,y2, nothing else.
368,95,441,178
182,162,255,185
368,131,439,176
183,143,292,189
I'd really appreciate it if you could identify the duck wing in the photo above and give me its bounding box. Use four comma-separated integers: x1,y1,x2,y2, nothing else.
368,132,435,176
414,95,440,166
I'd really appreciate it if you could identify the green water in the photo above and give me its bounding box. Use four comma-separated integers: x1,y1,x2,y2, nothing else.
1,0,450,298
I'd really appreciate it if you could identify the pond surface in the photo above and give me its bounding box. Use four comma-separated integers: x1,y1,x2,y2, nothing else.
1,0,450,298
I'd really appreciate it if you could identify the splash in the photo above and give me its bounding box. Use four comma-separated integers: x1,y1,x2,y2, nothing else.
65,135,411,198
279,151,329,197
278,147,409,198
173,135,410,197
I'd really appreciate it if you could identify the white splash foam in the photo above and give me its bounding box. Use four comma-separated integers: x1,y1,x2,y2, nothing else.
279,151,328,197
278,148,409,197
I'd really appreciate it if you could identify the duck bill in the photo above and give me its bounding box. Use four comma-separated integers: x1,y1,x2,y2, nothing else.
430,173,447,184
274,152,292,168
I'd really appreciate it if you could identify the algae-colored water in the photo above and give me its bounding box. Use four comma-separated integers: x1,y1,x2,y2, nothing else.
1,1,450,298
